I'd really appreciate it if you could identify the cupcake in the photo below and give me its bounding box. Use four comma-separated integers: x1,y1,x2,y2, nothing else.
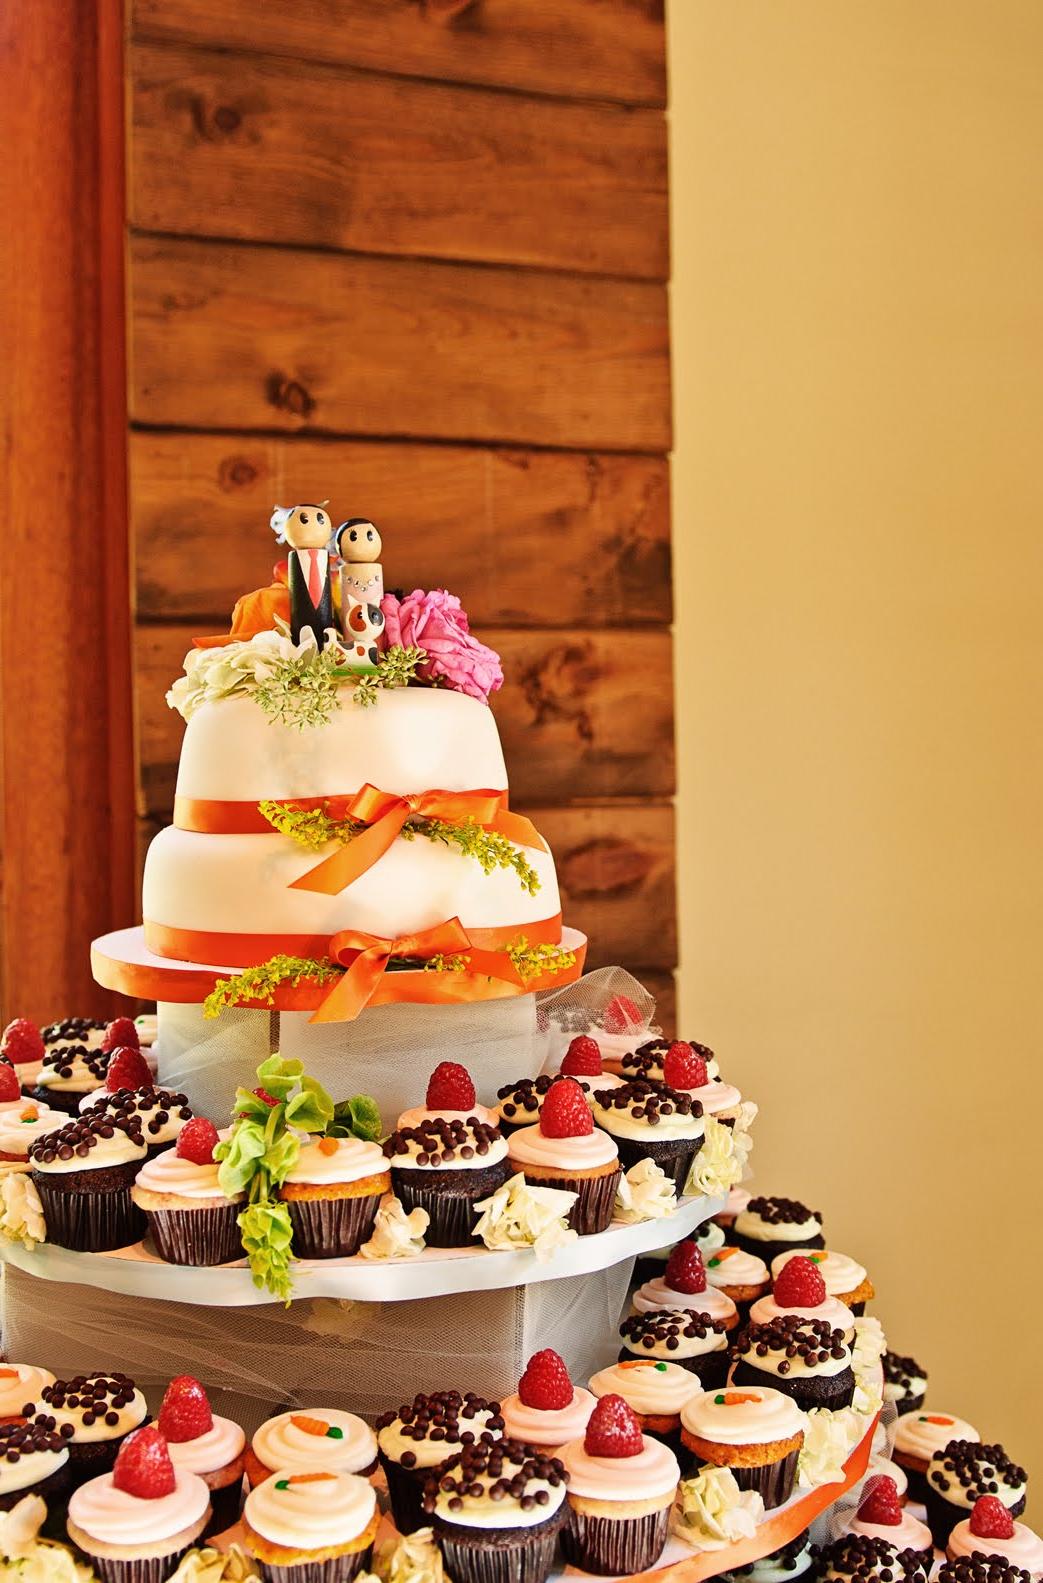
278,1134,389,1258
495,1049,625,1134
591,1078,704,1190
840,1475,933,1568
632,1239,739,1329
559,1394,679,1576
500,1350,596,1453
588,1359,702,1454
705,1245,771,1310
633,1219,726,1287
397,1061,497,1131
80,1085,194,1157
733,1196,825,1265
0,1363,54,1425
243,1467,379,1583
376,1389,504,1536
722,1533,813,1583
679,1385,806,1508
506,1077,621,1235
750,1253,856,1337
0,1097,70,1171
158,1376,246,1537
40,1016,108,1055
244,1410,377,1490
657,1040,744,1124
893,1412,980,1504
948,1498,1043,1579
924,1440,1027,1547
1,1020,47,1090
620,1037,721,1083
29,1112,147,1251
0,1417,71,1509
938,1562,1037,1583
29,1371,148,1485
619,1309,731,1388
715,1185,751,1229
812,1534,930,1583
382,1115,511,1247
729,1317,855,1411
422,1438,569,1583
883,1351,928,1415
67,1425,211,1583
773,1248,875,1314
31,1041,110,1114
132,1120,243,1266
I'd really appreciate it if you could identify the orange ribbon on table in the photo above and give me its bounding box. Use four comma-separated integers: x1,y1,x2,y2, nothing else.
312,916,524,1023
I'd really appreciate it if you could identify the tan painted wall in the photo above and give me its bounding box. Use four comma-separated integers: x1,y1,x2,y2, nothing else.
669,2,1043,1470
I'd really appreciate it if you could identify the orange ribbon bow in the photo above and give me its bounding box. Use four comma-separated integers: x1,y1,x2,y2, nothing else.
313,917,524,1023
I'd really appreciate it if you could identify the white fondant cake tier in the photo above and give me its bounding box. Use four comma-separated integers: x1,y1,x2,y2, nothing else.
173,686,507,805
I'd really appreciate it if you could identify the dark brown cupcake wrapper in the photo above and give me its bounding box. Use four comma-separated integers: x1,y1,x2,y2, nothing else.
436,1508,568,1583
561,1504,671,1576
203,1476,244,1537
285,1191,383,1259
145,1204,243,1266
31,1174,146,1252
390,1159,511,1247
696,1448,799,1511
730,1359,855,1413
613,1135,702,1191
380,1452,431,1535
256,1550,373,1583
81,1540,196,1583
518,1167,621,1235
619,1346,729,1389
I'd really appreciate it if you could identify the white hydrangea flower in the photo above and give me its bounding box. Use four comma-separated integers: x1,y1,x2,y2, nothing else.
0,1172,46,1250
358,1198,430,1260
473,1172,578,1261
672,1466,764,1550
358,1528,452,1583
613,1157,678,1224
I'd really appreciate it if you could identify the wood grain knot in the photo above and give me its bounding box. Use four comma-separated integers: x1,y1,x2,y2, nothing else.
559,838,654,899
264,372,315,420
218,455,260,491
519,642,597,743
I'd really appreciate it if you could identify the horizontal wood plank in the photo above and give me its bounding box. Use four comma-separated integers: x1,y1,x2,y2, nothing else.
135,625,674,815
130,432,670,626
129,42,667,280
128,237,671,451
130,0,667,108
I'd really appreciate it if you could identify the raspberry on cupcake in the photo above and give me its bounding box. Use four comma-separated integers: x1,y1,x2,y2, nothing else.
158,1375,246,1537
883,1350,928,1415
67,1424,212,1582
812,1533,931,1583
632,1238,740,1328
733,1196,825,1265
679,1385,806,1508
729,1316,855,1411
893,1412,981,1503
633,1219,727,1288
948,1497,1043,1579
619,1308,731,1388
397,1061,496,1131
621,1037,721,1083
382,1115,510,1247
277,1133,390,1258
506,1076,621,1235
0,1417,71,1510
423,1438,569,1583
659,1041,744,1124
244,1409,377,1491
591,1077,704,1190
132,1118,244,1266
559,1393,679,1576
750,1252,856,1337
500,1349,596,1452
553,1036,626,1099
924,1440,1028,1547
0,1363,54,1426
376,1389,504,1536
29,1112,147,1251
841,1475,933,1567
243,1467,379,1582
772,1247,875,1314
30,1372,148,1485
588,1359,702,1454
1,1021,46,1090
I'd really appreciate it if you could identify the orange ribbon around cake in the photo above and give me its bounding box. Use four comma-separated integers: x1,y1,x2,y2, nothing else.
313,917,524,1022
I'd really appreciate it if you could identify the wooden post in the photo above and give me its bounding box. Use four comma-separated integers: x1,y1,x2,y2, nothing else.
0,1,136,1021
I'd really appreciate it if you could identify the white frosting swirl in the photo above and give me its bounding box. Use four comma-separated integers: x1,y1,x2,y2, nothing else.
0,1108,67,1158
698,1222,727,1256
560,1433,679,1502
948,1519,1043,1575
283,1136,387,1186
133,1149,232,1201
680,1080,743,1116
772,1248,866,1296
34,1056,104,1096
0,1444,69,1495
245,1469,376,1549
31,1385,147,1443
387,1131,509,1172
732,1331,852,1380
589,1361,703,1417
592,1094,704,1144
166,1415,245,1475
398,1105,496,1131
69,1468,209,1544
377,1406,501,1471
622,1320,729,1363
431,1465,567,1530
251,1411,376,1475
506,1123,618,1172
31,1128,146,1174
893,1413,979,1463
0,1365,54,1419
706,1246,769,1290
749,1294,856,1334
735,1207,821,1245
681,1386,806,1445
633,1279,738,1326
500,1388,596,1447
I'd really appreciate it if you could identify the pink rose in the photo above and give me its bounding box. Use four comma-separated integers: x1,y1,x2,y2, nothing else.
380,589,504,703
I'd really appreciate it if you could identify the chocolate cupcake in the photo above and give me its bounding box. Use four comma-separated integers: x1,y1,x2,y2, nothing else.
883,1350,928,1415
619,1308,731,1388
892,1411,980,1504
811,1534,930,1583
40,1016,108,1055
382,1116,511,1247
721,1532,813,1583
679,1385,806,1508
32,1042,109,1114
376,1390,505,1535
423,1438,569,1583
506,1077,621,1235
840,1475,933,1569
29,1372,148,1485
29,1113,147,1251
733,1196,825,1266
80,1087,194,1158
590,1078,704,1190
560,1395,678,1576
937,1561,1036,1583
924,1441,1028,1547
278,1134,390,1258
0,1417,71,1510
620,1037,721,1083
729,1316,855,1411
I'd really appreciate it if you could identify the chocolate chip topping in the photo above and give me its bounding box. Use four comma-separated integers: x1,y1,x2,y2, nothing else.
0,1417,70,1464
376,1390,504,1464
41,1018,106,1044
383,1116,502,1168
734,1316,849,1371
882,1350,927,1396
592,1076,702,1123
620,1308,728,1350
927,1440,1027,1499
623,1037,715,1077
38,1044,109,1082
812,1535,929,1583
28,1112,144,1165
82,1087,192,1129
496,1074,559,1118
35,1372,139,1436
938,1561,1032,1583
422,1437,567,1515
746,1195,821,1226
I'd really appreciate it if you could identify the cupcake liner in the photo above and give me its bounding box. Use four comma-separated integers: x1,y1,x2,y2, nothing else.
256,1550,373,1583
436,1509,567,1583
519,1168,621,1236
613,1136,701,1191
728,1449,800,1511
285,1191,383,1259
923,1489,1025,1548
898,1463,931,1505
32,1174,146,1252
561,1504,671,1576
730,1360,855,1413
380,1452,430,1535
391,1160,511,1248
146,1204,242,1266
84,1543,194,1583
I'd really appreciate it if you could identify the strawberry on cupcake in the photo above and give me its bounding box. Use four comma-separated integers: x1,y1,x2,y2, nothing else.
632,1238,740,1329
772,1247,875,1314
506,1076,621,1235
67,1424,211,1581
947,1496,1043,1579
397,1061,496,1131
1,1020,47,1090
841,1474,933,1567
500,1349,597,1452
131,1117,244,1266
80,1051,195,1158
560,1393,679,1575
158,1375,246,1536
749,1252,856,1338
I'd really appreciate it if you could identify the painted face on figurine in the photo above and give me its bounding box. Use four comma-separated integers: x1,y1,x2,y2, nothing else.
283,505,330,550
337,519,381,562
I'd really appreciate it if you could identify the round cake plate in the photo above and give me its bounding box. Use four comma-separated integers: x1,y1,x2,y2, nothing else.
0,1191,725,1307
90,924,588,1008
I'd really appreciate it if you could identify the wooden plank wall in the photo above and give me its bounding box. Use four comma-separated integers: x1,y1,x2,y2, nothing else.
126,0,676,1021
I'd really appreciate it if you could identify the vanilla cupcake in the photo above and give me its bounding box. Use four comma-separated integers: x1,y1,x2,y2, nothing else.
0,1363,54,1425
30,1371,149,1485
632,1239,739,1329
729,1317,854,1412
243,1467,379,1582
376,1390,504,1536
892,1411,980,1503
679,1384,806,1508
131,1119,243,1267
705,1245,771,1308
772,1247,875,1313
244,1409,377,1491
589,1359,702,1453
500,1350,596,1453
591,1078,704,1190
277,1134,390,1258
506,1077,621,1235
733,1196,824,1265
948,1499,1043,1579
560,1395,679,1576
715,1185,751,1229
422,1439,569,1583
67,1426,211,1582
619,1309,731,1388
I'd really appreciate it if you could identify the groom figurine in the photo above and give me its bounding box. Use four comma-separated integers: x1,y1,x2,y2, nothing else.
271,502,334,647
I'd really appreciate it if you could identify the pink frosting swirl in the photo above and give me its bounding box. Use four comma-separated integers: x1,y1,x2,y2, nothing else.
633,1279,738,1326
560,1434,679,1502
948,1520,1043,1577
500,1388,596,1448
166,1415,245,1475
69,1469,210,1544
846,1511,932,1553
507,1123,618,1172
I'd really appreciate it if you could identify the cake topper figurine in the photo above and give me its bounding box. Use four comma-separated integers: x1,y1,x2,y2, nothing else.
271,502,334,647
336,518,384,609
